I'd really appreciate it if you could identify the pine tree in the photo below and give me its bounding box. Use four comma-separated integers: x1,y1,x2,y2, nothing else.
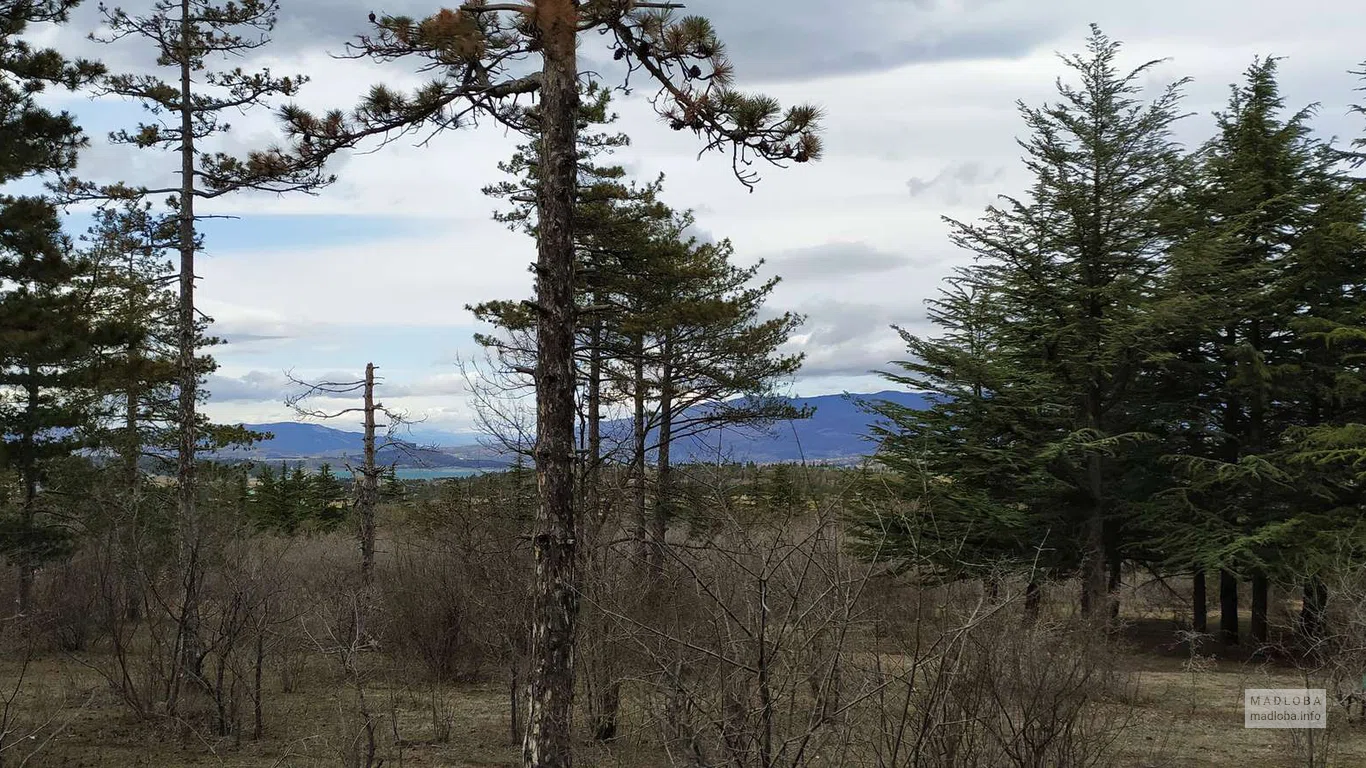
72,0,328,711
0,0,103,184
273,6,820,762
0,0,103,613
0,198,99,612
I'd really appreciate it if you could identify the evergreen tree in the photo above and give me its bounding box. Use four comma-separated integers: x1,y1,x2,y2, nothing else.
0,198,98,612
0,0,103,184
0,0,103,613
859,271,1056,584
272,7,821,760
74,0,328,711
1154,58,1353,644
867,26,1189,617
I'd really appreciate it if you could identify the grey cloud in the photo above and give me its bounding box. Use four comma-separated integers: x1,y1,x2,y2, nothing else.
205,371,293,403
907,161,1006,203
51,0,1055,87
773,300,933,379
765,242,921,283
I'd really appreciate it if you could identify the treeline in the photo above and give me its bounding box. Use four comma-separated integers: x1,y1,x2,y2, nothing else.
863,28,1366,646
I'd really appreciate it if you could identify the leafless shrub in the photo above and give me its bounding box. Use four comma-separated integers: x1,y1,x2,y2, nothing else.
578,462,1140,768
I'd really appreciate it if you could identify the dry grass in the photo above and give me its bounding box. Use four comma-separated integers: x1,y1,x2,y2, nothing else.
5,643,1366,767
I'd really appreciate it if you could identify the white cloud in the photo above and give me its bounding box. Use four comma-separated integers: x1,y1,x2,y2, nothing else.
18,0,1366,427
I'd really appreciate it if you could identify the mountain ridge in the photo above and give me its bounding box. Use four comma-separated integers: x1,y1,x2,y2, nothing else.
221,391,929,467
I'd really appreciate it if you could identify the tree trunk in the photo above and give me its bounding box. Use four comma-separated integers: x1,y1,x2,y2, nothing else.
16,382,38,614
1192,568,1207,634
1024,580,1042,623
650,344,673,574
585,309,602,536
1250,569,1269,646
1300,578,1327,643
1080,453,1107,619
632,335,648,561
169,0,203,719
359,362,378,593
1219,569,1239,646
124,348,143,624
1107,554,1121,620
524,6,581,766
1080,384,1108,619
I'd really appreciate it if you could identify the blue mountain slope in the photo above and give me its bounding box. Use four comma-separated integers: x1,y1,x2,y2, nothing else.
223,422,364,456
658,390,932,463
210,391,933,465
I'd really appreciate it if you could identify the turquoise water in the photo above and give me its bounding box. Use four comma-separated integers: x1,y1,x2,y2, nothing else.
393,467,490,480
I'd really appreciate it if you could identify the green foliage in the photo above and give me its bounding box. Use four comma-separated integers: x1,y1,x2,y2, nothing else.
249,461,350,534
864,26,1189,591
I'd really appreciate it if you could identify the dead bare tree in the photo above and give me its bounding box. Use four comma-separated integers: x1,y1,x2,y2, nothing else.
286,364,411,596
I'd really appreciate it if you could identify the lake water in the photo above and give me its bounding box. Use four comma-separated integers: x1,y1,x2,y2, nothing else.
394,467,491,480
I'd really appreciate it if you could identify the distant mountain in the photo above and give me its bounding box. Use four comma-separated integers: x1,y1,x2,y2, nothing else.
214,423,503,469
608,390,931,465
210,391,932,468
231,422,363,456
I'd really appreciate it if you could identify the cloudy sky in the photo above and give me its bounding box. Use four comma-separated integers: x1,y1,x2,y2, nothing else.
17,0,1366,440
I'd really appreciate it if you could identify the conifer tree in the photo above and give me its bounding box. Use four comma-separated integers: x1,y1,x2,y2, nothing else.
72,0,329,709
859,271,1058,585
0,199,98,612
1,0,103,183
868,26,1188,618
271,9,821,759
1155,58,1344,644
0,0,103,613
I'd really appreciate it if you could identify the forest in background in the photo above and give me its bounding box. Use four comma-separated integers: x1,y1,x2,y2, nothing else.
7,0,1366,765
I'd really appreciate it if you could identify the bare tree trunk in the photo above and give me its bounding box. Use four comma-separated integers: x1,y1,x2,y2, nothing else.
1080,452,1106,619
1300,578,1327,643
1192,568,1207,634
1250,569,1269,646
632,335,648,561
16,382,38,614
1219,569,1239,646
169,0,202,719
524,6,581,766
359,362,378,592
1024,580,1042,623
650,343,673,574
586,315,602,528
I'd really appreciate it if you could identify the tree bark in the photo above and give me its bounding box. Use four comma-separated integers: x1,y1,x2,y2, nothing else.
1024,580,1042,623
359,362,378,593
1300,578,1327,643
16,381,38,614
631,335,648,561
1219,569,1239,646
1192,568,1207,634
524,4,581,766
169,0,203,719
650,341,673,574
1250,569,1269,646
